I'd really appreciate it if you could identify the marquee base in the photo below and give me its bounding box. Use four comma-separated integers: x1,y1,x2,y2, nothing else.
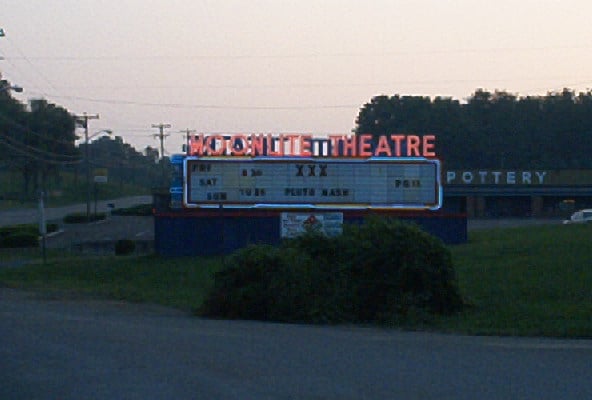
153,209,467,257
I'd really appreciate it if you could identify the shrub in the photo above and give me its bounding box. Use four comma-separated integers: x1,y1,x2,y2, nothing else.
0,224,36,238
199,218,463,324
275,233,355,322
200,245,281,319
0,232,39,248
111,204,153,216
344,218,464,321
46,223,59,234
0,223,58,247
63,212,106,224
115,239,136,256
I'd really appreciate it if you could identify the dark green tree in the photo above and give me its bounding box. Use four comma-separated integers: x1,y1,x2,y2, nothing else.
0,79,28,164
0,93,79,198
26,99,78,192
355,89,592,169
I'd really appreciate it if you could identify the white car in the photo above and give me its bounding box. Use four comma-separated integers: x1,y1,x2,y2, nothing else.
563,209,592,224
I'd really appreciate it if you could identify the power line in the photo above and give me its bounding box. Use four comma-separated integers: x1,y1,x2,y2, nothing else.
2,32,60,99
0,109,82,150
25,80,592,112
0,133,80,160
42,94,359,110
0,136,81,165
26,76,591,90
3,44,592,61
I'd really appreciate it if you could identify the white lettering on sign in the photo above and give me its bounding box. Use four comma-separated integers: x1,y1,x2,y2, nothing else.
492,171,502,184
536,171,547,182
445,170,547,185
479,171,488,183
447,171,456,183
507,171,515,184
462,172,473,184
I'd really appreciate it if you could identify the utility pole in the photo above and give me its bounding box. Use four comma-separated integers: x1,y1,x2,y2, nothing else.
152,123,171,160
180,128,196,155
38,190,47,265
152,123,171,187
76,113,99,222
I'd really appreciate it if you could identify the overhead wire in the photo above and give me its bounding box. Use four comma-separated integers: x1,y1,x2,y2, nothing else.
34,94,358,110
2,35,61,99
2,32,591,158
0,111,82,155
3,43,592,61
0,134,80,162
0,136,81,165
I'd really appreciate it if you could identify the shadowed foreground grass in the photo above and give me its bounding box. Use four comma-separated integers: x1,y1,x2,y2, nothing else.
434,223,592,337
0,254,223,311
0,223,591,337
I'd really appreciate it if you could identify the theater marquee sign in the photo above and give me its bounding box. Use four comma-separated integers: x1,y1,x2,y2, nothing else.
184,157,441,210
182,133,442,210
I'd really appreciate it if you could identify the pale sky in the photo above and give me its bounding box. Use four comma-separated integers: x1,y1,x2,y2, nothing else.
2,0,592,155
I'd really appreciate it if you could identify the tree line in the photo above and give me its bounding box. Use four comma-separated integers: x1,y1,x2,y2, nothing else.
355,88,592,169
0,80,168,200
4,80,592,201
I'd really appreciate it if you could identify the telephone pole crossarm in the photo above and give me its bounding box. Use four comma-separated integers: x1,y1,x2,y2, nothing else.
76,113,100,222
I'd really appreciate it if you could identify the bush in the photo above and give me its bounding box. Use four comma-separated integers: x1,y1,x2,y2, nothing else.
0,232,39,248
46,223,59,234
0,223,58,239
201,244,296,320
0,225,36,239
343,218,463,321
111,204,153,216
273,233,355,322
199,218,464,324
115,239,136,255
63,212,106,224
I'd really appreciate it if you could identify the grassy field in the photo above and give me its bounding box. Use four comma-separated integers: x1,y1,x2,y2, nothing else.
0,223,591,337
0,253,223,310
433,223,592,337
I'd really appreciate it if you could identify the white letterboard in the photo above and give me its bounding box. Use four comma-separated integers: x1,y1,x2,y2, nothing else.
184,157,441,209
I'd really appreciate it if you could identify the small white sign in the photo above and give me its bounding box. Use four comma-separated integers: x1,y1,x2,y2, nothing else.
280,212,343,238
94,176,108,183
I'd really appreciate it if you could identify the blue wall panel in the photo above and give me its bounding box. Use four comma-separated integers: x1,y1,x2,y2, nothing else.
155,212,467,256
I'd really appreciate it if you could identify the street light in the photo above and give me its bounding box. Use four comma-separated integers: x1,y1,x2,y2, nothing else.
0,83,23,93
84,128,111,222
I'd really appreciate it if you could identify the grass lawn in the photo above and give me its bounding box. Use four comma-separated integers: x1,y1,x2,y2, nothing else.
0,223,591,337
436,223,592,337
0,254,223,311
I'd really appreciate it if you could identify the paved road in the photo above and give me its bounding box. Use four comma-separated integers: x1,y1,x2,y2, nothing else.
0,195,152,227
44,216,153,249
1,288,591,400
